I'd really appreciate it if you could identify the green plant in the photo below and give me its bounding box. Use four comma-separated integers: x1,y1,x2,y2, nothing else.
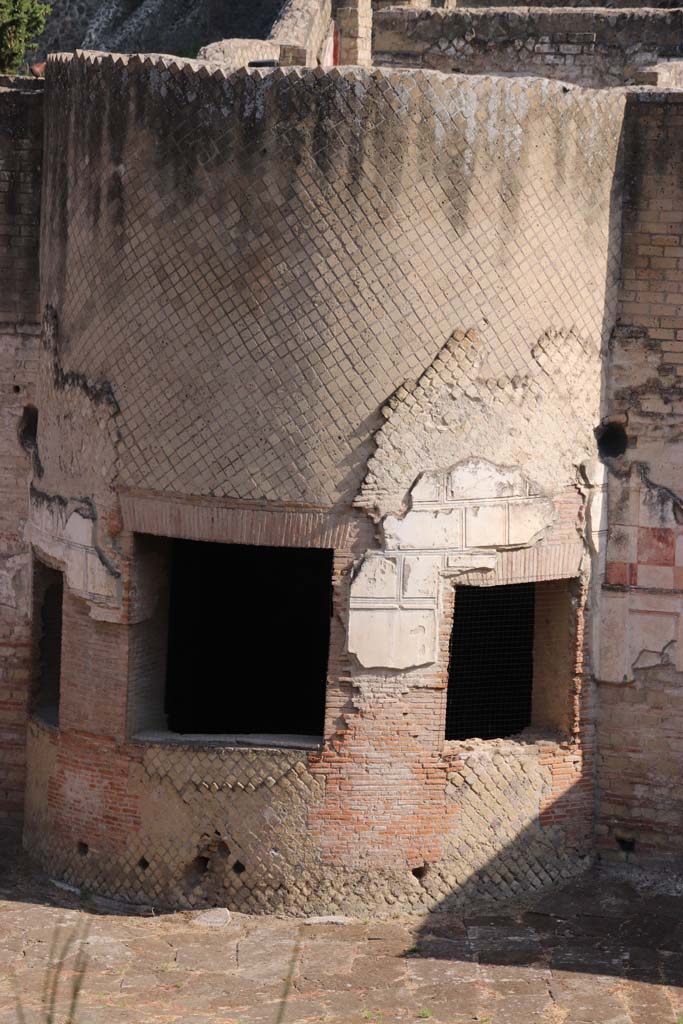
0,0,50,73
12,917,90,1024
417,1012,433,1020
275,924,304,1024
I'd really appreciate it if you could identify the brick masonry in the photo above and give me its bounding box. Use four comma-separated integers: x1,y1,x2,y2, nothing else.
597,92,683,867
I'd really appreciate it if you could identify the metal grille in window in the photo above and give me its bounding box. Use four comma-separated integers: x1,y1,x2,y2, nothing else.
446,582,536,741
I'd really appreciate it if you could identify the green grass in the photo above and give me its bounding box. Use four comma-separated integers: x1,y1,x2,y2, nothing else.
12,917,91,1024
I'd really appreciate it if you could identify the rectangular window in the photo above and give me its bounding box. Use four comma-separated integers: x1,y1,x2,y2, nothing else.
165,540,333,738
32,559,64,725
445,580,576,741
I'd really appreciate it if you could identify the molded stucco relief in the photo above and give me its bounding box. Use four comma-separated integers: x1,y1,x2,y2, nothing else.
597,589,683,683
583,458,608,574
349,460,556,670
384,460,555,551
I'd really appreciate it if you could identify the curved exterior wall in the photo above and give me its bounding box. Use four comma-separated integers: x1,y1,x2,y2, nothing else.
23,53,626,913
39,54,621,512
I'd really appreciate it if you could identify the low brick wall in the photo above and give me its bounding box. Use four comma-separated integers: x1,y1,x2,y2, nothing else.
24,716,592,913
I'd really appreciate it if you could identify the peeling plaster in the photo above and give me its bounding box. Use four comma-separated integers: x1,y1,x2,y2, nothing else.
633,637,676,671
348,459,558,671
27,485,123,611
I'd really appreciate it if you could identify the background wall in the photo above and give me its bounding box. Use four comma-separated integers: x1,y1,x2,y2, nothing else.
598,92,683,867
373,8,683,86
34,0,286,61
0,80,42,820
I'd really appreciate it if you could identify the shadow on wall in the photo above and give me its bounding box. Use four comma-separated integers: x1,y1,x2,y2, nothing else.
414,780,683,988
411,95,640,983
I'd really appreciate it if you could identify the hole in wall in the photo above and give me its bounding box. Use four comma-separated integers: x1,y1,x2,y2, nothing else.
232,860,246,876
616,835,635,853
138,856,150,871
18,404,38,451
77,842,89,857
215,841,231,862
184,854,210,888
412,864,428,881
13,384,20,394
596,422,628,459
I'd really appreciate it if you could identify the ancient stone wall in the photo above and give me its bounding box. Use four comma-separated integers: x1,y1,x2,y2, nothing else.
35,0,334,69
199,0,333,69
18,52,625,912
597,92,683,867
0,81,42,820
373,8,683,86
39,54,622,513
35,0,286,61
336,0,372,65
439,0,683,7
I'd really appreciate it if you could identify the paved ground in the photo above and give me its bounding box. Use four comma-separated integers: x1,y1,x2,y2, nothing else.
2,828,683,1024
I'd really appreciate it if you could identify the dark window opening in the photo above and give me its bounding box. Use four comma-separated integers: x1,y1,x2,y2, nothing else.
446,583,535,741
32,560,64,725
165,540,332,736
445,580,577,742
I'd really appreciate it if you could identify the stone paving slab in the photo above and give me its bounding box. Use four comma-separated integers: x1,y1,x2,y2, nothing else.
2,827,683,1024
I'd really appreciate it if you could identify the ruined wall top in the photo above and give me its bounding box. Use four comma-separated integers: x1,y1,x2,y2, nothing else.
37,54,624,515
34,0,285,62
33,0,333,69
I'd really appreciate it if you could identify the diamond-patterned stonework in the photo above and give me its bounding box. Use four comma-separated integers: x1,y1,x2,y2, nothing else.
24,720,590,915
24,52,621,915
38,54,625,511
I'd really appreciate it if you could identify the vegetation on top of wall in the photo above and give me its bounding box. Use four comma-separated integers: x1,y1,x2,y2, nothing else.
0,0,50,73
